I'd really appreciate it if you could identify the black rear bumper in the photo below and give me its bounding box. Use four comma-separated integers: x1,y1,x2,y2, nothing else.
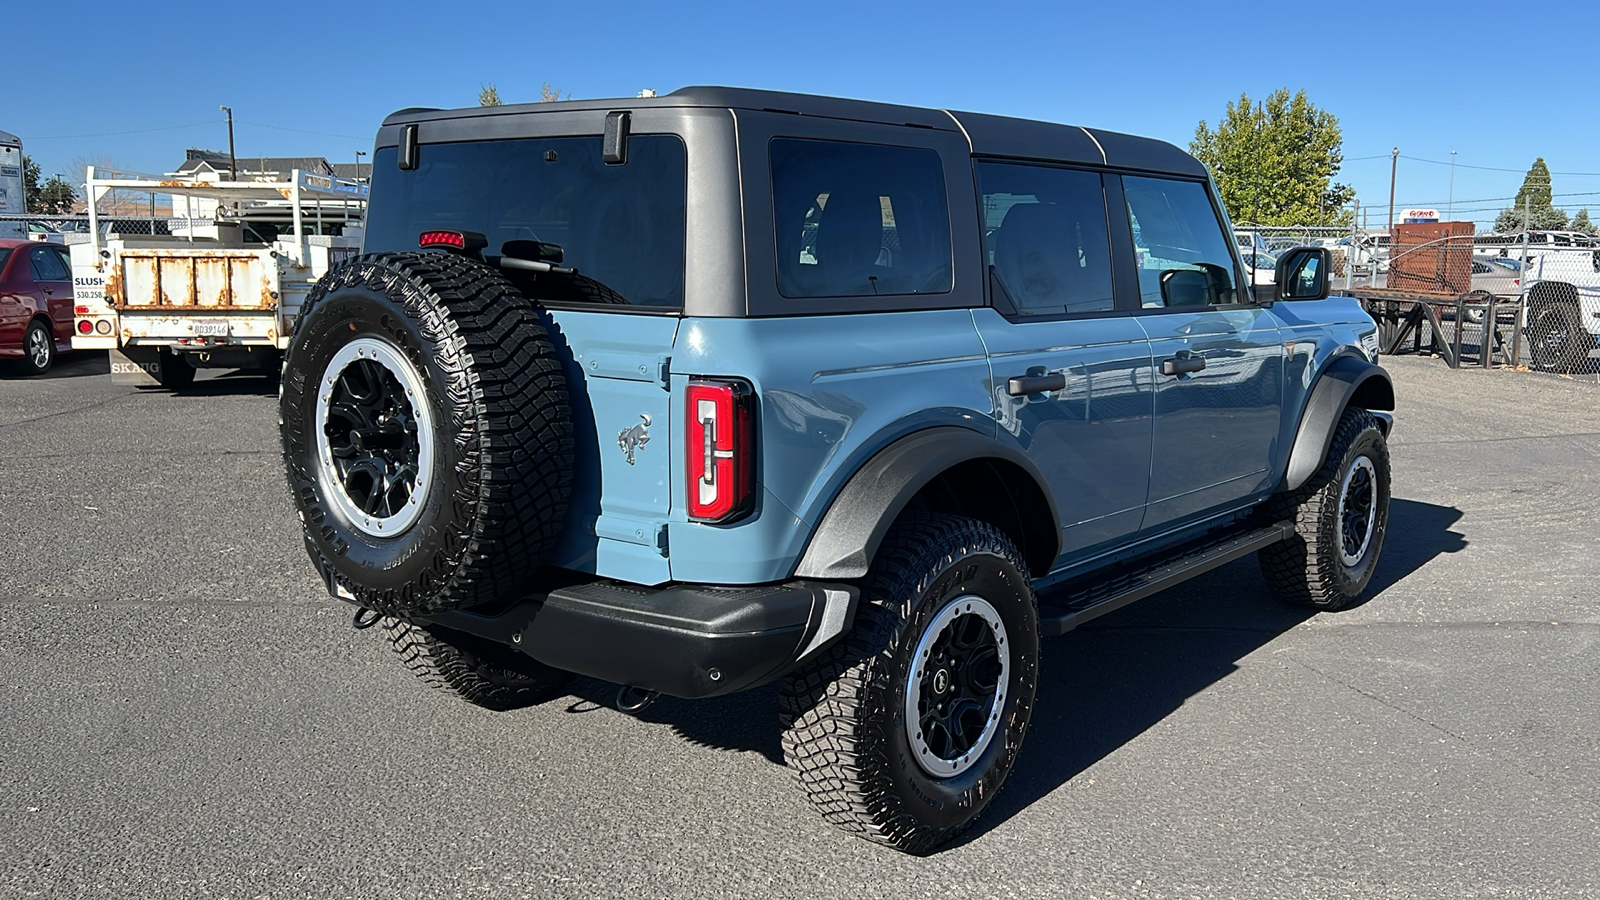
408,578,859,699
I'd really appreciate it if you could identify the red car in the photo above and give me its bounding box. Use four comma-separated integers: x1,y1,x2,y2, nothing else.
0,239,75,375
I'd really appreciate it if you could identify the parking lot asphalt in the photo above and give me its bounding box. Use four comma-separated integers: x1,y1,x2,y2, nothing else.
1,351,1596,900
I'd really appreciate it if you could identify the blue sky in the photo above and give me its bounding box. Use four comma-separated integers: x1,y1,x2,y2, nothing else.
8,0,1599,229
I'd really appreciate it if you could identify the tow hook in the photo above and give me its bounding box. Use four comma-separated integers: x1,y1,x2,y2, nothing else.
615,685,659,713
352,607,382,630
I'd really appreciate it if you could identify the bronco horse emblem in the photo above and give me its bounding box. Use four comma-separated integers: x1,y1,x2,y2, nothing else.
617,414,651,465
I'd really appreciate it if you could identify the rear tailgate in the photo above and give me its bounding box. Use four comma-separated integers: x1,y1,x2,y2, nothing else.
108,248,279,311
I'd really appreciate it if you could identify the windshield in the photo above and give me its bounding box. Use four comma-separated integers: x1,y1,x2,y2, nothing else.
365,135,687,310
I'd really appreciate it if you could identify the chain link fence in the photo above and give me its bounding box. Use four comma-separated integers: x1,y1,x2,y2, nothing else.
1236,208,1600,377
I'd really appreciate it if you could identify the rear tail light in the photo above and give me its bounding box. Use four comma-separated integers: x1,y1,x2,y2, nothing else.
686,379,755,523
76,320,93,334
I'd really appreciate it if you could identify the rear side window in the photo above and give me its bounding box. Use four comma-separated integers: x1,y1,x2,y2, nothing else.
977,162,1114,315
30,246,70,281
365,135,687,309
1123,176,1241,308
770,138,952,299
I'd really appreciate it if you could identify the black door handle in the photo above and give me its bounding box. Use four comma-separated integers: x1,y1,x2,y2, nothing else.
1007,372,1067,396
1162,355,1206,376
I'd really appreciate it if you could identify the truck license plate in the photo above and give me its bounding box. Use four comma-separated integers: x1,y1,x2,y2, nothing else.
191,319,230,337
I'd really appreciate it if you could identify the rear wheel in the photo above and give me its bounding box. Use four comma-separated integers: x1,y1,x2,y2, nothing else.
154,349,196,390
779,514,1040,854
383,618,572,710
20,320,54,375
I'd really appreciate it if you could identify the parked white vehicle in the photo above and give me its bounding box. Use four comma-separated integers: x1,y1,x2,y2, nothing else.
69,167,366,388
1521,248,1600,371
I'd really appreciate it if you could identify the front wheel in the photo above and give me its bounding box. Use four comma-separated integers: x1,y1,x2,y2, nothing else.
1260,407,1391,611
779,514,1040,854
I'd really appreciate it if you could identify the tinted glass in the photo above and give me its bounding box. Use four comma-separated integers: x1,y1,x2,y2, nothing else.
0,248,11,273
977,162,1113,315
1123,176,1241,308
366,136,687,309
30,245,69,280
771,138,951,299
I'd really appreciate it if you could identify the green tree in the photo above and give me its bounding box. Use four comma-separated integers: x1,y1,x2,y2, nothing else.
539,81,568,103
1572,208,1595,235
20,155,77,215
479,83,503,106
1514,158,1553,209
1190,89,1354,227
1495,158,1567,232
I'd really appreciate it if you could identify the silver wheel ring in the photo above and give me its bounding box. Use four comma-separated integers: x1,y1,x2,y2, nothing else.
314,337,435,538
903,594,1010,779
27,328,49,368
1337,455,1378,567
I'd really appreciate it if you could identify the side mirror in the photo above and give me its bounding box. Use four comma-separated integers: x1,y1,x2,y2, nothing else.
1159,268,1212,307
1274,247,1332,301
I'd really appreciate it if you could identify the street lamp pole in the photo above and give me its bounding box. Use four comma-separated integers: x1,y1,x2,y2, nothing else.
355,149,366,184
1447,150,1457,221
219,106,237,181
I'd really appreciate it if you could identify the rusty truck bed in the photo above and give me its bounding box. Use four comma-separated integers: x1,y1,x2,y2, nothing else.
107,248,277,311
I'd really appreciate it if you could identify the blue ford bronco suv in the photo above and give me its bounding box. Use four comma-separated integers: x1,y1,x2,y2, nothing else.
279,87,1394,853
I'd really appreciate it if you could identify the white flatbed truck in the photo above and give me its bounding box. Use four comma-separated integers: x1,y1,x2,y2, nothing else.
69,167,367,388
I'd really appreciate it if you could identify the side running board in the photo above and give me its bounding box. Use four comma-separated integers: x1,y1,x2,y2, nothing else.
1037,520,1296,637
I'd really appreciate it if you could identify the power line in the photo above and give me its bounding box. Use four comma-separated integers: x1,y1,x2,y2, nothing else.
239,120,364,140
1399,154,1600,177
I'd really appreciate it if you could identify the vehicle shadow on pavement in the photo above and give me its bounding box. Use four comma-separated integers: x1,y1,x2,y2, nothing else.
563,679,786,763
159,372,281,397
0,350,108,380
958,497,1466,847
558,498,1466,845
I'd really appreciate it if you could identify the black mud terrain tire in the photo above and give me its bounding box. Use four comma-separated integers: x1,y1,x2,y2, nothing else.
279,251,574,615
779,513,1040,854
1525,284,1590,373
1259,407,1391,611
383,617,573,710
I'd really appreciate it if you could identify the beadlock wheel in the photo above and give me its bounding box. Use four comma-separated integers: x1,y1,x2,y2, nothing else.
1337,456,1377,567
903,595,1010,778
314,337,435,538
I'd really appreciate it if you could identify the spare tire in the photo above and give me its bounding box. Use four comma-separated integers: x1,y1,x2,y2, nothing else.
279,251,574,614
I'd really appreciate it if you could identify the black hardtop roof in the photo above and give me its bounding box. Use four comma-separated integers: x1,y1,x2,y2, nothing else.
380,86,1204,177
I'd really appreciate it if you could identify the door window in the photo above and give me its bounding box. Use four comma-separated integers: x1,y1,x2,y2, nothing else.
30,245,70,281
770,138,952,299
1122,176,1242,308
977,162,1114,316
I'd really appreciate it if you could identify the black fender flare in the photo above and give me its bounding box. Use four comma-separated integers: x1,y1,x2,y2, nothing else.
1284,355,1395,492
792,426,1060,580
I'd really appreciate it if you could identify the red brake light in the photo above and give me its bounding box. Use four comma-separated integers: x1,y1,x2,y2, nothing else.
418,230,487,253
76,320,93,334
686,379,755,523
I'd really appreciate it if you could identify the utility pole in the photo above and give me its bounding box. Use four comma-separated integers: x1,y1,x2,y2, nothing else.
219,106,237,181
1447,150,1457,221
1386,147,1398,235
355,149,366,184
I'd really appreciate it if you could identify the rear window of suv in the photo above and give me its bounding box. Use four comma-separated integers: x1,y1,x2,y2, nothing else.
365,135,688,309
